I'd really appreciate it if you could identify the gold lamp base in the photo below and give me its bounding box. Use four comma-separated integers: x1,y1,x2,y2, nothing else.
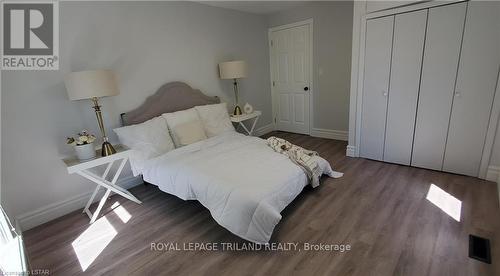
233,105,242,116
101,141,116,156
91,97,116,157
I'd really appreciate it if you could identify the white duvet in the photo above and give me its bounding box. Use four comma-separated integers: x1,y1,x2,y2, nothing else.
141,132,337,243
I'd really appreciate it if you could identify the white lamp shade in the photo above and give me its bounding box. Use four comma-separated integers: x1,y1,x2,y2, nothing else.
65,69,119,101
219,60,248,79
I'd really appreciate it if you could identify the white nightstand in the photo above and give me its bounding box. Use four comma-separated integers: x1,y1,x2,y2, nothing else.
63,144,142,224
230,111,262,136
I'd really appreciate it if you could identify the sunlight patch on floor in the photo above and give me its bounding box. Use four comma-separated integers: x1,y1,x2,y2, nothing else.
426,184,462,222
72,217,117,271
111,201,131,223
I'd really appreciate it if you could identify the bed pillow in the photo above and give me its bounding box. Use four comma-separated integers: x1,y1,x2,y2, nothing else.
173,120,207,146
195,103,235,137
113,116,175,176
162,108,207,147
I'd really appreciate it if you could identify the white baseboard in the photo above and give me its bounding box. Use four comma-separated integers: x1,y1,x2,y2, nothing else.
255,123,275,136
16,176,143,231
485,165,500,182
346,145,357,157
486,166,500,208
311,128,348,141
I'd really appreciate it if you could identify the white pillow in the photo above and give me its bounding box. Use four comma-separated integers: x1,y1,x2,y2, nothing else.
113,116,174,176
162,108,207,147
195,103,235,137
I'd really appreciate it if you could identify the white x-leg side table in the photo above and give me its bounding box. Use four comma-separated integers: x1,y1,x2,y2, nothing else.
63,145,141,223
230,111,262,136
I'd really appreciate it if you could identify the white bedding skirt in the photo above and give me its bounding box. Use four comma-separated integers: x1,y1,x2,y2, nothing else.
141,132,335,243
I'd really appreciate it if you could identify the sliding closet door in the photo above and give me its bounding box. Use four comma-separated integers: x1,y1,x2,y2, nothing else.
359,16,394,161
443,1,500,176
411,3,467,170
383,10,427,165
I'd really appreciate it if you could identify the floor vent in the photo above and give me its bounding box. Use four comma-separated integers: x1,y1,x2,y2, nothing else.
469,234,491,264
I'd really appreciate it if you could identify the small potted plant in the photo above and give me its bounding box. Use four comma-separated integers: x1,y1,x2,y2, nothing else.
67,130,97,160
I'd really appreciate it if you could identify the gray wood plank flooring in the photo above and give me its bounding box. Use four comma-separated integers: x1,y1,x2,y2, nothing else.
23,132,500,275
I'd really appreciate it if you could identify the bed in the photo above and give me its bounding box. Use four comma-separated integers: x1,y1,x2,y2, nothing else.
118,82,339,244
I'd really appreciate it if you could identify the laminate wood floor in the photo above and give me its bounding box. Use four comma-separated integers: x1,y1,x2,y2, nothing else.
24,132,500,275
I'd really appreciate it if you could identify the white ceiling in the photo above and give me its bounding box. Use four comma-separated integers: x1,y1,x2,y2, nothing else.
198,1,313,15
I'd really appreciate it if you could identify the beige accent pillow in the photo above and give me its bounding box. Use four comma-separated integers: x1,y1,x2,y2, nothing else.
162,108,205,147
173,120,207,146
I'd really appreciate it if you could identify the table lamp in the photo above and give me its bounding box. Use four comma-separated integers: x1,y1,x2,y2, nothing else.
218,60,247,115
65,69,119,156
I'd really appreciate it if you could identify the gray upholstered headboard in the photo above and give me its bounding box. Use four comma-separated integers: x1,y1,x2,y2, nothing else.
120,82,220,126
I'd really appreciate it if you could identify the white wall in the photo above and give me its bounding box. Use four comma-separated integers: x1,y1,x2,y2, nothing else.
267,1,353,134
1,1,272,229
347,1,367,155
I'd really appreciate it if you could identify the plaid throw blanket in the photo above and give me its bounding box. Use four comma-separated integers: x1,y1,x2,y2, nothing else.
266,136,324,188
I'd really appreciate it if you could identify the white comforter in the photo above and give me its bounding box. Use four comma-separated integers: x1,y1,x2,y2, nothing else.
141,132,335,243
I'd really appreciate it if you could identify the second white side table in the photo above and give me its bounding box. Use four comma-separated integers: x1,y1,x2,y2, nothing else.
230,111,262,136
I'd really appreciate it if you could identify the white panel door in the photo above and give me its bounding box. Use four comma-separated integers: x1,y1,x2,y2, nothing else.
443,1,500,176
411,2,467,170
359,16,394,161
271,23,311,134
383,10,427,165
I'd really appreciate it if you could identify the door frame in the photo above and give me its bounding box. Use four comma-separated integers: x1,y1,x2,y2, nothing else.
268,18,313,135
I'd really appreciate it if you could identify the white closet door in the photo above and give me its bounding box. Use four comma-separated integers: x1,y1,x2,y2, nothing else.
383,10,427,165
411,3,467,170
443,1,500,176
359,16,394,160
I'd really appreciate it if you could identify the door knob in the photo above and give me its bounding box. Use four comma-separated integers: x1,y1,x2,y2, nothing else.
304,87,309,91
382,91,388,97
